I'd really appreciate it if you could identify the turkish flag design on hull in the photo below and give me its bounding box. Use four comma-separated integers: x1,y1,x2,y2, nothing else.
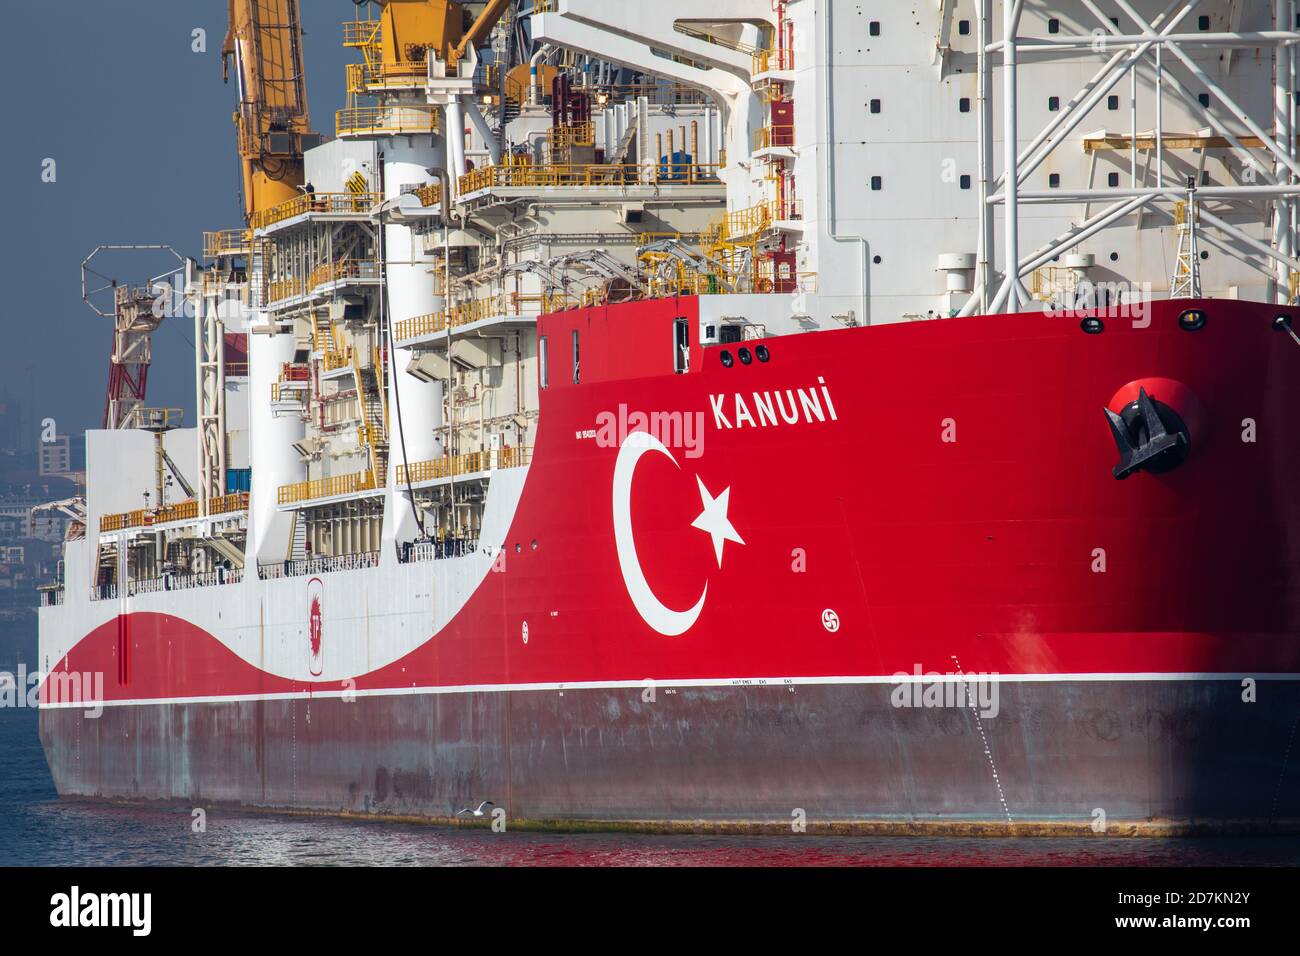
37,297,1300,826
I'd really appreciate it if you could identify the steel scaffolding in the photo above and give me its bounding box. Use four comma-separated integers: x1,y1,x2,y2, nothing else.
968,0,1300,315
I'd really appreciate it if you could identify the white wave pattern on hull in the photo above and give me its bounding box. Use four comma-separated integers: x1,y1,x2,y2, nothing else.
37,468,529,683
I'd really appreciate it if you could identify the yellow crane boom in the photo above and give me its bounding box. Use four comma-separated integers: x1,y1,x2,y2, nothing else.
222,0,318,222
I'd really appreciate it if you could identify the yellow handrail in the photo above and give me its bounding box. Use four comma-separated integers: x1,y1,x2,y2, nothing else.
308,258,380,288
155,499,200,524
457,162,721,195
336,105,440,138
208,492,251,516
752,46,795,75
547,121,595,151
322,345,353,372
345,59,429,91
342,18,381,47
202,229,251,260
754,124,795,151
393,296,515,341
396,446,532,486
412,182,441,206
250,192,379,230
266,259,380,305
352,348,384,478
277,470,379,506
98,491,251,533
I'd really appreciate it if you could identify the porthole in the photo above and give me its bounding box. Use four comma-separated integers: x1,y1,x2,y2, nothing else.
738,347,753,365
530,539,538,551
1080,317,1105,335
720,349,734,368
755,344,770,362
1178,309,1207,331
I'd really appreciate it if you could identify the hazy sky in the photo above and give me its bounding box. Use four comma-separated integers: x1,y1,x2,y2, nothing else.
0,0,352,442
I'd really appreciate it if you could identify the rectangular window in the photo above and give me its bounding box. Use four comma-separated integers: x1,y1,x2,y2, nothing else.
571,329,580,385
539,335,548,389
673,317,689,374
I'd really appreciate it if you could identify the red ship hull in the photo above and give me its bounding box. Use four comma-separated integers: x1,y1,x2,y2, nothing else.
40,297,1300,828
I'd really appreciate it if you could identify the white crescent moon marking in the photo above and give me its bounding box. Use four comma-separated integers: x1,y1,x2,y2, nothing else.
613,431,707,636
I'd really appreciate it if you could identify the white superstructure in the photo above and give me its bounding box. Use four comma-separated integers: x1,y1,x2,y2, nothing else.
41,1,1300,634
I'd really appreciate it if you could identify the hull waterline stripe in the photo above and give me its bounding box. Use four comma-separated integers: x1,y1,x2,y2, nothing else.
38,670,1300,710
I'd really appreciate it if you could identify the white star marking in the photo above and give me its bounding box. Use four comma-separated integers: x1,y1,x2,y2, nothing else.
691,476,745,568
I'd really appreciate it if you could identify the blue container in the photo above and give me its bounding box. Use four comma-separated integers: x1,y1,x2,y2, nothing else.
225,469,252,494
658,151,693,181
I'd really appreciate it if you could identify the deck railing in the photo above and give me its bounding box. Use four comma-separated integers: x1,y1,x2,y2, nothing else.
250,192,380,231
398,538,482,563
258,551,380,579
393,294,531,341
336,105,440,138
277,470,379,506
457,161,720,195
98,492,251,533
753,124,795,151
342,18,381,47
752,46,795,75
395,446,531,486
202,228,252,260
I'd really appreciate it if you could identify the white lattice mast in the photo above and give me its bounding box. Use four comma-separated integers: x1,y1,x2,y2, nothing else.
1170,177,1201,298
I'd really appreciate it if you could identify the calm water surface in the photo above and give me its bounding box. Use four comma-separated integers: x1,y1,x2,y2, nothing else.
4,709,1298,867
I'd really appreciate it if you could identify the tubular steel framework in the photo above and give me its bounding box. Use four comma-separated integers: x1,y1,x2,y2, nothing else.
970,0,1300,315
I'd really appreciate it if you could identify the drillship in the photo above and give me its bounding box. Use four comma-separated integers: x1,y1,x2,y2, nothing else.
37,0,1300,832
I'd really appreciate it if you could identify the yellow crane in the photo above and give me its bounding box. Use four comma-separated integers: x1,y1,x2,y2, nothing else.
365,0,513,74
222,0,318,222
